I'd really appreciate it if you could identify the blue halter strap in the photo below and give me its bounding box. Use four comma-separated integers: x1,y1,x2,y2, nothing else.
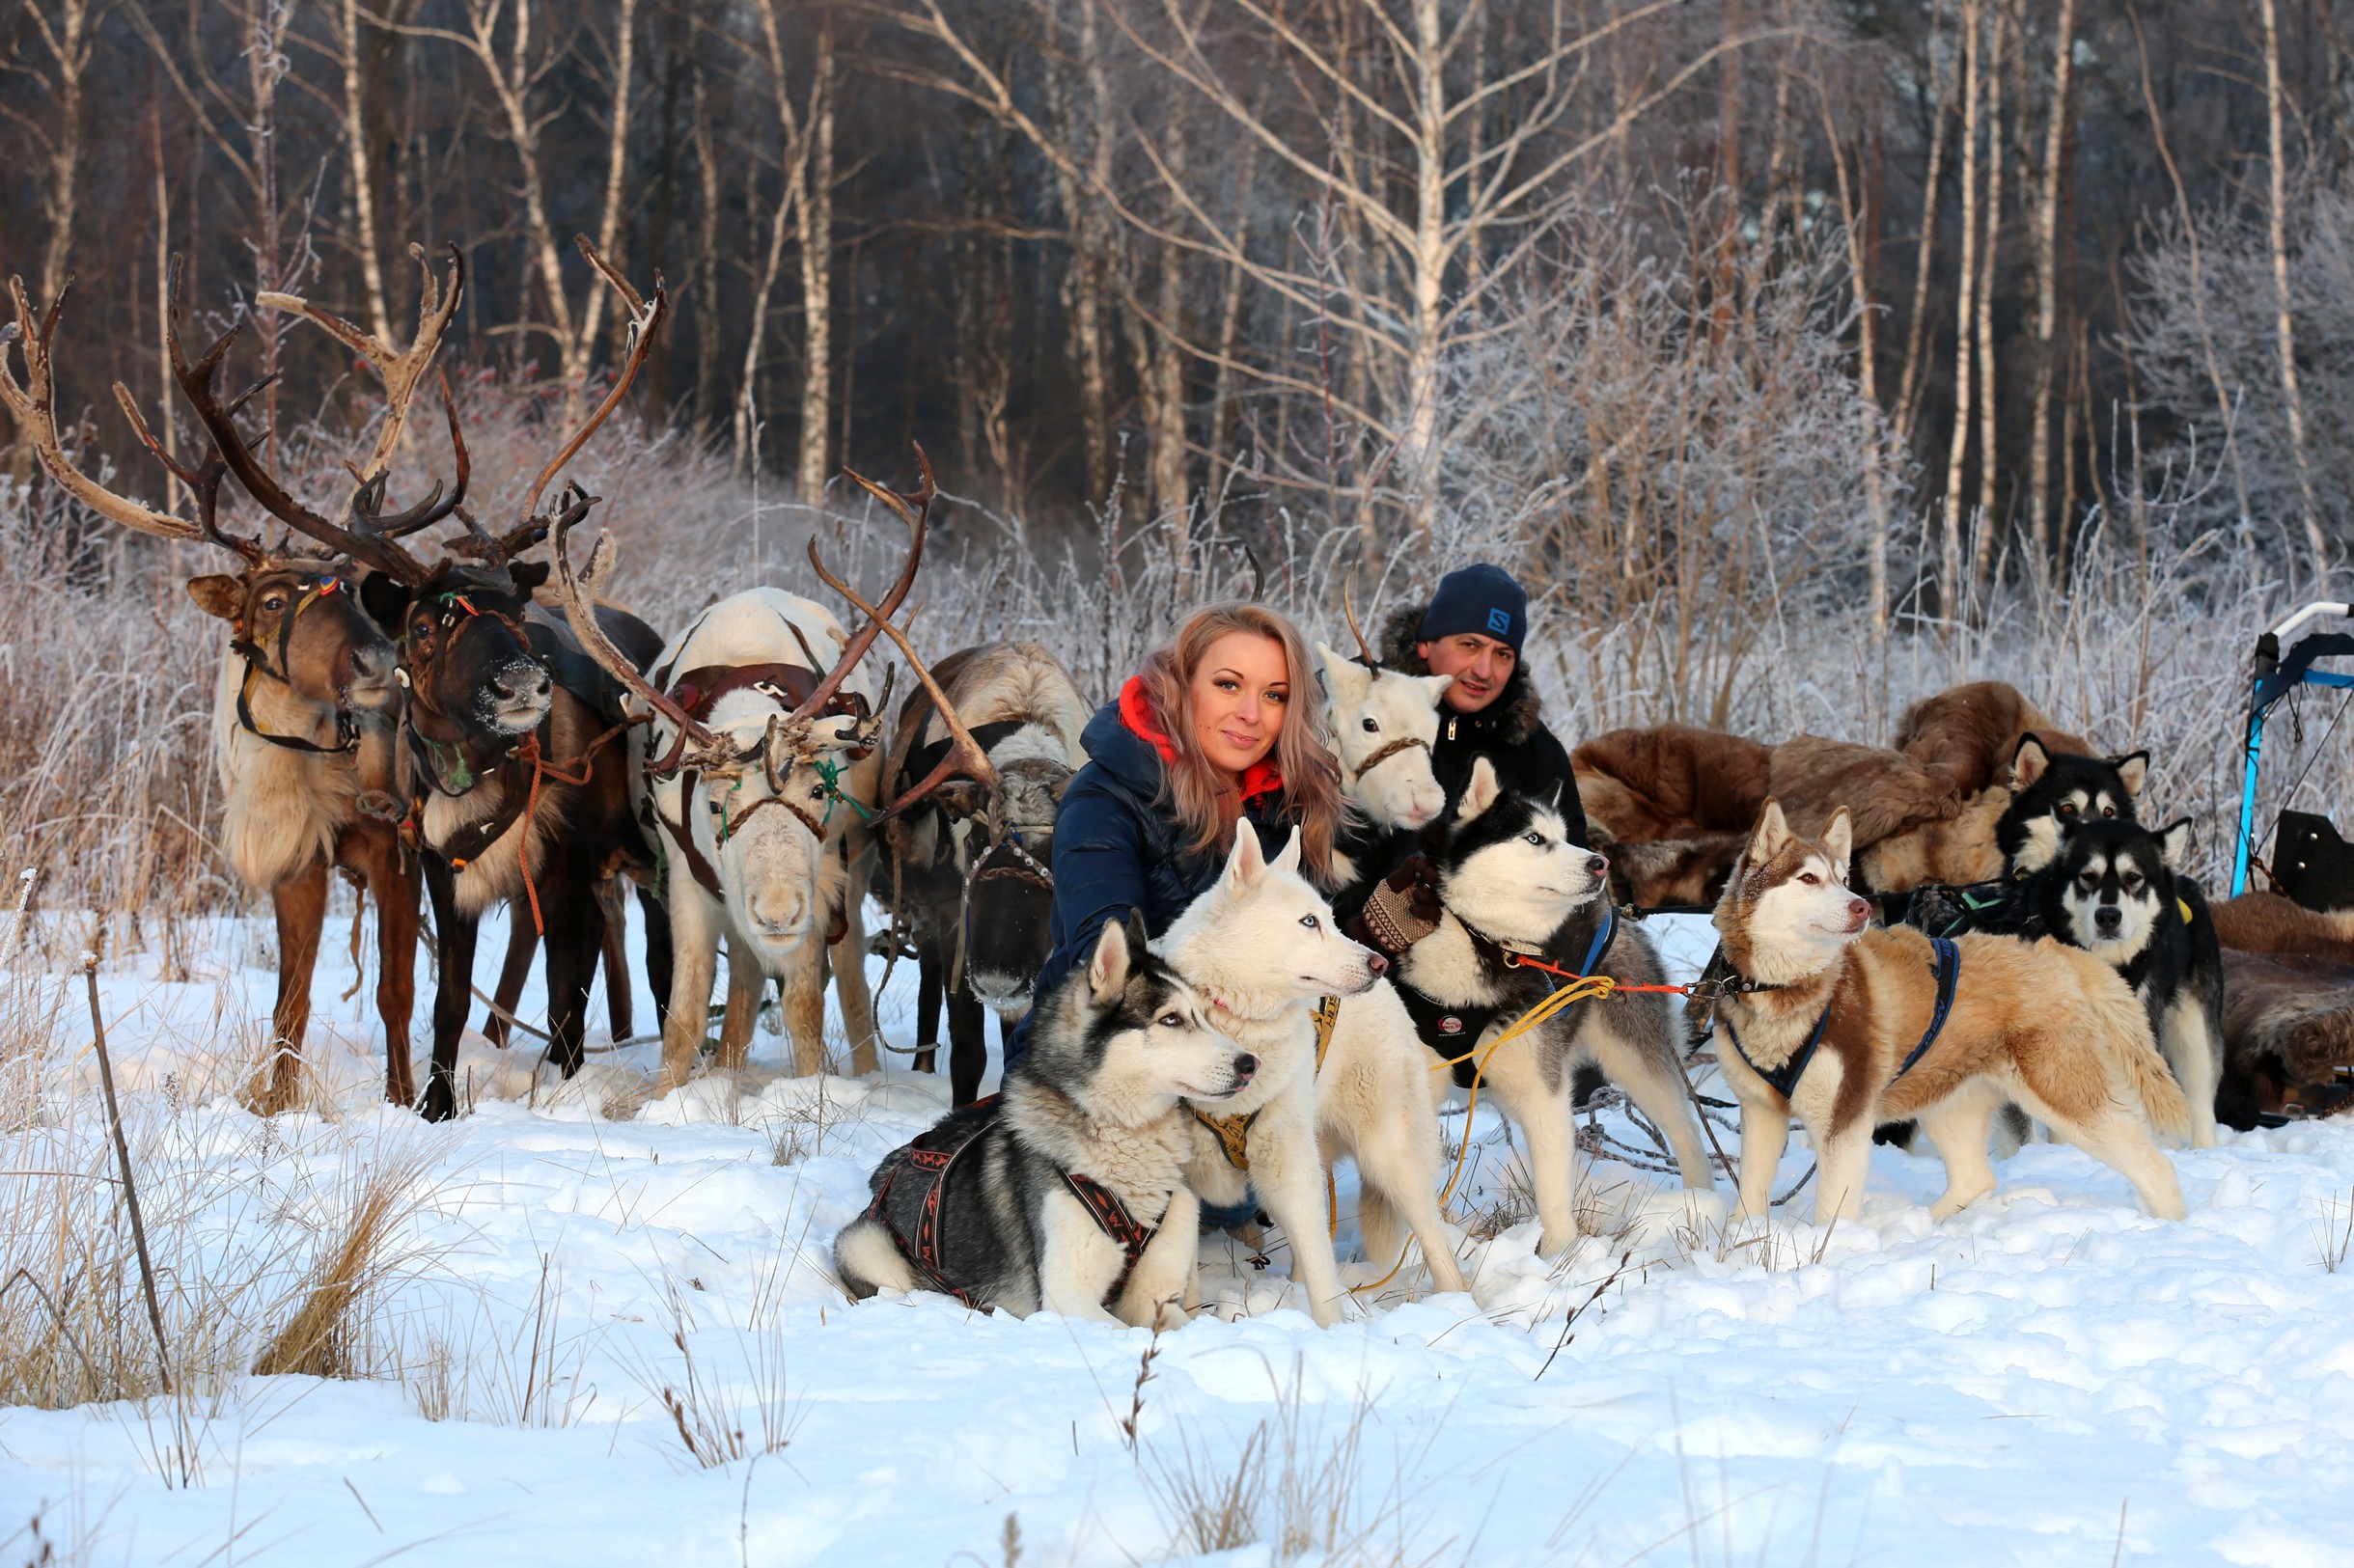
1578,901,1618,977
1724,936,1962,1101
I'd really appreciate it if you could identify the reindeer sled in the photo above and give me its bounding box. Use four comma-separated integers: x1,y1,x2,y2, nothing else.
2214,602,2354,1125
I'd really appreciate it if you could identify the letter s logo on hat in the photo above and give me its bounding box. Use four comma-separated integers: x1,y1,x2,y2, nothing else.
1486,606,1513,638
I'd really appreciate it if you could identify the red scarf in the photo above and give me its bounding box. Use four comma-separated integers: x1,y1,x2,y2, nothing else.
1119,675,1284,803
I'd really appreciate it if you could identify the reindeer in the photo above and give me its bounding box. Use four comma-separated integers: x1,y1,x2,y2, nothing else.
551,455,997,1091
190,241,677,1121
0,257,471,1111
878,640,1090,1105
1317,589,1455,899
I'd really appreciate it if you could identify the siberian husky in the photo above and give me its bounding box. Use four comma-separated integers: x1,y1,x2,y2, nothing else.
1394,758,1717,1257
1706,800,2189,1224
1157,827,1468,1325
1999,736,2146,872
2032,817,2226,1147
833,914,1256,1326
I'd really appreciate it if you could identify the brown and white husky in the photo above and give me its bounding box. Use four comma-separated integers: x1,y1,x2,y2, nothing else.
1705,800,2190,1224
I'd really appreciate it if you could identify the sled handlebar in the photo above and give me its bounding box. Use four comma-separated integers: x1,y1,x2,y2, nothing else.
2267,602,2353,643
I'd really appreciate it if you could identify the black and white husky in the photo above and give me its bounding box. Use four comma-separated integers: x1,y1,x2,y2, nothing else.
1999,735,2146,872
833,915,1256,1326
2032,817,2226,1147
1395,758,1715,1256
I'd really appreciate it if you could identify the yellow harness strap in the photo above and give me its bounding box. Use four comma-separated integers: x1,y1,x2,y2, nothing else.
2178,897,2195,925
1193,996,1343,1172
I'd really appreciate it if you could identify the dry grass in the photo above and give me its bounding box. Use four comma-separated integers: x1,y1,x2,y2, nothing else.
252,1148,436,1378
623,1256,800,1468
1141,1360,1459,1568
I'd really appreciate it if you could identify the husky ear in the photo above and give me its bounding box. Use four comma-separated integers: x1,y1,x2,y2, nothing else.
1745,799,1791,867
2156,816,2193,870
2113,751,2150,800
2009,735,2051,790
1086,914,1138,1004
1456,756,1503,822
1821,808,1854,881
1225,824,1270,892
1270,825,1303,874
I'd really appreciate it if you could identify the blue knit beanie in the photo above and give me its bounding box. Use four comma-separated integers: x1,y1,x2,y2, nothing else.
1417,564,1528,656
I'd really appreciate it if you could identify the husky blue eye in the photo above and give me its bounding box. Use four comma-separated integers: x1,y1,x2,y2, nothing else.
1523,831,1544,845
1298,915,1319,930
1156,1011,1184,1028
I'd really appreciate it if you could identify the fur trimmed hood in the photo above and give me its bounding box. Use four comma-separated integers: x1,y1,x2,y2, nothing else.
1377,603,1545,746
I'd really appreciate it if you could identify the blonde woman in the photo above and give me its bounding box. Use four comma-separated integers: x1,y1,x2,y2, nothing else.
1009,602,1346,1064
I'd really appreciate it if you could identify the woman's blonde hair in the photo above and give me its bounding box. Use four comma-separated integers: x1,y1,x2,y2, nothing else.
1136,601,1343,885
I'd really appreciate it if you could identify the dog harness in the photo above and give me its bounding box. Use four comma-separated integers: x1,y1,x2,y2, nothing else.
1190,996,1342,1170
861,1096,1158,1310
1398,903,1621,1084
1723,936,1961,1101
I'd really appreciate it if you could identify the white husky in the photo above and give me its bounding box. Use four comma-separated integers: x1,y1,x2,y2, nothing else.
1157,828,1469,1326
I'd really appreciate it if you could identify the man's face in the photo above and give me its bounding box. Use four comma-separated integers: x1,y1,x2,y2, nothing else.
1416,631,1517,714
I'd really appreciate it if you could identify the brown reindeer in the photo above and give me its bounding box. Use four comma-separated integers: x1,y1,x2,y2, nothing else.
879,641,1090,1104
0,256,467,1110
167,240,676,1121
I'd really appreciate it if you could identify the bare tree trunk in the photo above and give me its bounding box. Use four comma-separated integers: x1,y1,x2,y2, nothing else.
736,177,794,477
339,0,393,342
1398,0,1450,532
794,18,837,503
1894,5,1952,451
152,101,182,511
1818,80,1888,643
1970,2,2006,591
692,69,725,437
2133,9,2249,528
31,0,92,319
2262,0,2330,580
2025,0,2074,567
1941,0,1982,613
575,0,641,374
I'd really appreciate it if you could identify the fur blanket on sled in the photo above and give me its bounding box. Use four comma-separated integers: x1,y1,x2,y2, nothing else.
1573,681,2082,900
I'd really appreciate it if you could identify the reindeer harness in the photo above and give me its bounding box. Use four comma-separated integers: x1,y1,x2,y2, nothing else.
642,661,873,900
230,571,363,756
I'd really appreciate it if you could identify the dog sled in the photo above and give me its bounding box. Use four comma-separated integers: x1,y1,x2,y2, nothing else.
2231,600,2354,904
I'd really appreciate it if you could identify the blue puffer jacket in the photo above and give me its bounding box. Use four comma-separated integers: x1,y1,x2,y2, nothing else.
1007,682,1298,1064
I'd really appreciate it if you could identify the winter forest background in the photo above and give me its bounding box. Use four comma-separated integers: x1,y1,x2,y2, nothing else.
6,0,2354,916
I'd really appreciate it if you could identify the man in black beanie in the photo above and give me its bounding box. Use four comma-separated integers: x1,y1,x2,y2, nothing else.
1343,564,1593,960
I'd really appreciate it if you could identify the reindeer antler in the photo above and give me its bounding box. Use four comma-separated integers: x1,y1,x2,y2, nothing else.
1343,575,1380,669
258,243,464,493
168,258,450,585
780,447,933,741
515,237,667,533
811,450,1002,826
546,495,739,774
0,274,268,565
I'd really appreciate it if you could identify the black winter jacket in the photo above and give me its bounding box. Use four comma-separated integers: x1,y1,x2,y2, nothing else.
1006,690,1296,1063
1378,604,1590,842
1332,607,1592,926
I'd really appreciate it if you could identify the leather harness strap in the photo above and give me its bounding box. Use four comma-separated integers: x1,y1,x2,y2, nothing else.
1192,995,1343,1171
230,573,362,756
863,1095,1159,1311
647,661,871,895
1725,936,1962,1102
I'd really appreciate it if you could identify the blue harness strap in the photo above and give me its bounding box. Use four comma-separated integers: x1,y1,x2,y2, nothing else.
1889,936,1961,1085
1725,1006,1831,1101
1723,936,1961,1101
1578,902,1618,977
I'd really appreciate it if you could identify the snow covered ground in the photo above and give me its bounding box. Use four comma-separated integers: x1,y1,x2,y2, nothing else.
6,904,2354,1565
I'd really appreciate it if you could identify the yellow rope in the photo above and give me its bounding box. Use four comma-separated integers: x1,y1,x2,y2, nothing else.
1349,973,1618,1299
